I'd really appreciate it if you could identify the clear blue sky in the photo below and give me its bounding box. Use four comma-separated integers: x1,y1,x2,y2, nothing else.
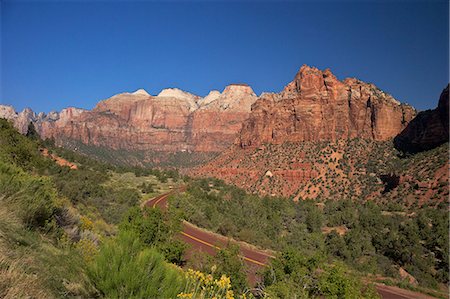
1,0,448,113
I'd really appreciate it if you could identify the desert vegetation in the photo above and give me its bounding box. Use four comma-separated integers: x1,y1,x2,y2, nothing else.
0,119,196,298
170,177,449,295
194,139,448,207
0,118,447,298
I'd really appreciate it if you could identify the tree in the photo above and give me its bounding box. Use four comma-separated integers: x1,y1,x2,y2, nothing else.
119,207,169,246
119,206,186,265
325,231,350,260
26,122,39,140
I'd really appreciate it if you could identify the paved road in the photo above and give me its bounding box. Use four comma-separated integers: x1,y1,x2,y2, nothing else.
145,190,440,299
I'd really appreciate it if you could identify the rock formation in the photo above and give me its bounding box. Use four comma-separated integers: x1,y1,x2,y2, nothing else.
191,65,423,199
394,85,449,153
238,65,416,148
190,84,257,151
1,65,419,166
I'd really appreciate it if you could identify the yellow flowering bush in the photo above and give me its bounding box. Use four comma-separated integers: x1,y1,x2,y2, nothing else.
179,268,236,299
79,216,94,231
76,238,98,262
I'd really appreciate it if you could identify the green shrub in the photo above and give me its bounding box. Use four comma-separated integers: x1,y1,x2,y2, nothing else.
212,244,248,294
318,264,379,299
87,230,185,298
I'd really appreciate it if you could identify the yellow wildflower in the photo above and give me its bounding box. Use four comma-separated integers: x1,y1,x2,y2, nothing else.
216,274,231,289
79,216,94,231
205,274,213,285
226,289,234,299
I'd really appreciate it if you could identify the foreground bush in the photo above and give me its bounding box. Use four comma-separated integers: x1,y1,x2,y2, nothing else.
87,230,185,298
120,206,186,265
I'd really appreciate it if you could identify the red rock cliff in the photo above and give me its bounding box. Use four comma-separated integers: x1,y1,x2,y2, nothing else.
19,86,257,153
239,65,416,148
0,65,418,160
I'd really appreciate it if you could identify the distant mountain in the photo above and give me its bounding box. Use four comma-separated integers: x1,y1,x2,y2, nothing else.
0,84,257,166
1,65,416,167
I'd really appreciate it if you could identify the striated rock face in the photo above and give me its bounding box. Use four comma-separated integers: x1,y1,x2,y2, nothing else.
1,86,257,154
190,84,258,151
239,65,416,148
394,85,449,153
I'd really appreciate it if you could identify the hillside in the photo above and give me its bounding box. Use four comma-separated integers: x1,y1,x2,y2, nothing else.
169,177,449,297
192,139,448,205
1,118,390,298
0,119,190,298
192,83,449,205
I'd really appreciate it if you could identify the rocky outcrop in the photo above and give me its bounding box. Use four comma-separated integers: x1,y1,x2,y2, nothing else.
239,65,416,148
394,85,449,153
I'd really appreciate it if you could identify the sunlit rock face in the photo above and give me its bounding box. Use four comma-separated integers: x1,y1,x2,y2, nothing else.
189,84,258,152
238,65,416,148
0,85,257,153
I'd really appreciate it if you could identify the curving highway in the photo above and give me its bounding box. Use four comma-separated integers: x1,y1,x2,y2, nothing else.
145,189,439,299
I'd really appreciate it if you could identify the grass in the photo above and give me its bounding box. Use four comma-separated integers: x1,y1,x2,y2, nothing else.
0,203,97,298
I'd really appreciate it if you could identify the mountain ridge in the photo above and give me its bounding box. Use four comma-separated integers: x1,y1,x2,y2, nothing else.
0,65,418,166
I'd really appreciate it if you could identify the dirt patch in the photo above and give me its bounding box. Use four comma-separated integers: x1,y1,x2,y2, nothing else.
41,148,77,169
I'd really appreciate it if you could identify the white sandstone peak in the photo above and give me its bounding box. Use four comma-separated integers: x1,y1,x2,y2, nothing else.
199,90,221,107
157,88,199,101
132,89,150,96
157,88,201,112
197,84,258,112
0,105,17,119
222,84,256,97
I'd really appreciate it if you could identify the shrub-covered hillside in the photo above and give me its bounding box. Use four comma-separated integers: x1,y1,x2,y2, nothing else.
170,178,449,297
1,118,447,299
0,119,227,298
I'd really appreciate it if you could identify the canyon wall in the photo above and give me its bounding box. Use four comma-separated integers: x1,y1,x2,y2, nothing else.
0,85,257,154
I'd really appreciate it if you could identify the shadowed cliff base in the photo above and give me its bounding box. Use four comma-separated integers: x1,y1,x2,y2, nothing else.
394,85,449,154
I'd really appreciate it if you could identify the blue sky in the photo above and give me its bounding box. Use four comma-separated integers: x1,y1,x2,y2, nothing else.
1,0,448,113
